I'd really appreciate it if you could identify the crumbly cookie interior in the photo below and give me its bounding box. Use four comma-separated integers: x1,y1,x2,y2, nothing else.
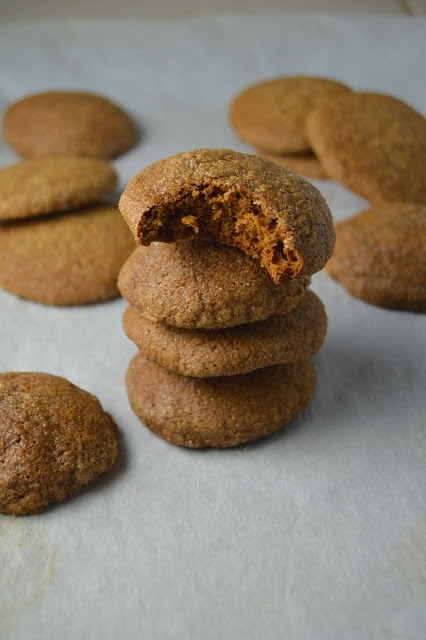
138,184,301,283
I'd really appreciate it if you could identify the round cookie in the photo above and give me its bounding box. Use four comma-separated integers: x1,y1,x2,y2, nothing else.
0,372,118,515
3,91,136,159
122,290,327,377
327,203,426,310
256,149,329,179
229,76,352,154
307,92,426,204
0,203,134,306
119,148,335,284
118,240,310,329
126,353,316,448
0,157,117,221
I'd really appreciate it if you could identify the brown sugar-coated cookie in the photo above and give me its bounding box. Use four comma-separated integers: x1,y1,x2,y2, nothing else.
126,353,316,448
118,240,310,329
256,149,329,179
0,157,117,221
0,372,118,515
122,290,327,377
3,91,136,159
119,148,335,284
327,203,426,310
229,76,352,154
0,203,134,306
307,92,426,204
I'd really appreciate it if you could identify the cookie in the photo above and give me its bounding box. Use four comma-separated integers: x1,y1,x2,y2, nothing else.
122,290,327,377
0,203,134,306
256,149,328,179
3,91,136,159
229,76,352,154
327,203,426,310
119,148,335,284
118,240,310,329
307,92,426,204
0,157,117,221
126,353,316,448
0,372,118,515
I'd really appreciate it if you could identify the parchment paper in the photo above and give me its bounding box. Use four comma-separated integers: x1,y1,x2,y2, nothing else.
0,15,425,640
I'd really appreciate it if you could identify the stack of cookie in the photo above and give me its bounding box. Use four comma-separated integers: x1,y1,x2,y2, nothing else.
118,149,335,448
0,91,137,305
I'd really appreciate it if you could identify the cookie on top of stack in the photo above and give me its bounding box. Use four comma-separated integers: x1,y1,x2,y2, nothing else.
0,91,137,305
118,148,335,448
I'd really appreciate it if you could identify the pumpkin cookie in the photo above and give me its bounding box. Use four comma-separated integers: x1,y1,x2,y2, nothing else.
119,148,335,284
118,240,310,329
256,149,328,179
0,203,134,306
307,92,426,204
229,76,352,154
0,372,118,515
126,353,316,448
122,290,327,377
3,91,136,159
0,157,117,221
327,203,426,310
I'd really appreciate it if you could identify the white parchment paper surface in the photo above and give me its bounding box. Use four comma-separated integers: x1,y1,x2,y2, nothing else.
0,15,425,640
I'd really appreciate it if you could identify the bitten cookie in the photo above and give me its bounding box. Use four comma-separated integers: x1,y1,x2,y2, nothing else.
123,290,327,377
0,203,134,305
0,372,118,515
119,148,335,284
118,240,310,329
307,92,426,204
126,353,316,448
3,91,136,159
0,157,117,221
256,149,328,179
327,203,426,310
229,76,352,154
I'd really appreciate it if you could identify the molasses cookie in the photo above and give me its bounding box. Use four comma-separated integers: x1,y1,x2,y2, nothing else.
0,203,134,305
307,92,426,204
0,372,118,515
327,203,426,310
119,148,335,284
229,76,352,154
118,240,310,329
0,157,117,221
126,353,316,448
3,91,136,159
122,290,327,377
